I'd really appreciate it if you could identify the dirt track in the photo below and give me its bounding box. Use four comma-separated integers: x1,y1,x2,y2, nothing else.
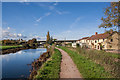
56,47,82,78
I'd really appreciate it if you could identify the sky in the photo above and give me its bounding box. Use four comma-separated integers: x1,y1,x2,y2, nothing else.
2,2,110,40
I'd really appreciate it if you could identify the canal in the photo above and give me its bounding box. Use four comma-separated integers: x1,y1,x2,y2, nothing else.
1,48,47,79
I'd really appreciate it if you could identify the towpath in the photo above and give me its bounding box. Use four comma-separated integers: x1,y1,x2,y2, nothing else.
56,47,82,78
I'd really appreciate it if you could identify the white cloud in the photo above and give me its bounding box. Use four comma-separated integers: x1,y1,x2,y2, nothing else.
20,0,30,5
18,34,22,37
7,27,10,30
26,34,46,41
36,2,69,15
20,0,28,2
55,9,69,15
2,27,27,40
70,17,82,29
45,12,51,16
35,12,51,22
53,2,58,6
36,17,42,22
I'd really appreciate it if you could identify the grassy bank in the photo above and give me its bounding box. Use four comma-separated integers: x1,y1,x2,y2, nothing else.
0,45,22,50
58,46,113,78
35,48,62,79
74,47,120,78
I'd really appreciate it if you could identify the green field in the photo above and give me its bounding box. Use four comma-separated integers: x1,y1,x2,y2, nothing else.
35,49,62,79
0,45,22,50
58,46,113,78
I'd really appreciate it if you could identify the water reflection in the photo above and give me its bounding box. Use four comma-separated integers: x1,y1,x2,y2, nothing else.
1,48,46,78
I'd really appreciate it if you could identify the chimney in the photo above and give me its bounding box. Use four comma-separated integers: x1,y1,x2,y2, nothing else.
95,32,98,35
110,29,113,34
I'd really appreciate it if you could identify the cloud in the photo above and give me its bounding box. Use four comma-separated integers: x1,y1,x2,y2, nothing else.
36,12,51,22
36,17,42,22
35,10,68,23
20,0,28,2
55,9,69,15
17,34,22,37
2,27,27,40
70,17,82,29
7,27,10,30
27,34,46,41
53,2,58,6
45,12,51,16
36,2,69,15
33,2,70,24
20,0,30,5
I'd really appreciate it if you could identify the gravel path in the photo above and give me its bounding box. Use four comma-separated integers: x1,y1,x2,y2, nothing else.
56,47,82,78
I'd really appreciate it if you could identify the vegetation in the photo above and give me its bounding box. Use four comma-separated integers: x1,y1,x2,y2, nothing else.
46,31,50,44
75,47,119,78
58,46,113,78
46,31,53,45
2,39,26,46
0,45,22,50
35,49,62,79
26,38,38,48
1,38,39,49
99,2,119,30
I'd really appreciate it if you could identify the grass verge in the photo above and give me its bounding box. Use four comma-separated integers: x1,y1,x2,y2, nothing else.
35,48,62,79
74,47,119,78
0,45,22,50
58,46,112,78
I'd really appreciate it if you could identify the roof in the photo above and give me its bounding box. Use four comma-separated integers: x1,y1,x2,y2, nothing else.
87,32,115,40
78,37,89,41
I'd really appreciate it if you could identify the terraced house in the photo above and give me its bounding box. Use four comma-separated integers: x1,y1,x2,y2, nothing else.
76,37,89,48
77,31,119,51
87,31,119,51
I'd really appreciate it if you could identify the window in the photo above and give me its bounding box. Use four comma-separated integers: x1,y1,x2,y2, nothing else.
95,40,97,43
111,39,113,42
98,46,99,49
103,39,104,42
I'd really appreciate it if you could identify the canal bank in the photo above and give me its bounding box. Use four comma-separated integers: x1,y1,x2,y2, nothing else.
32,48,62,79
1,45,43,55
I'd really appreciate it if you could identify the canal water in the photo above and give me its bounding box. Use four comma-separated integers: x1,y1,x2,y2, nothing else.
1,48,47,79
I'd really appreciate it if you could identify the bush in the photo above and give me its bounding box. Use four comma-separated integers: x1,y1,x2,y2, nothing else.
22,43,30,48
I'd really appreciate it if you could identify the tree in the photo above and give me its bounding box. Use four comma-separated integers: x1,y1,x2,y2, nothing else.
50,36,53,45
53,39,57,41
99,2,119,30
31,38,37,43
46,31,50,44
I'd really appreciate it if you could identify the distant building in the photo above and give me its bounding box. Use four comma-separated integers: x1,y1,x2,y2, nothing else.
76,37,89,48
76,31,119,51
72,42,77,48
87,31,119,51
